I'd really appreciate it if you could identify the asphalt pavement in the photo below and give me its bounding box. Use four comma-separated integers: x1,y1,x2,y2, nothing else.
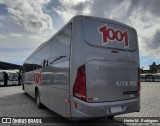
0,82,160,126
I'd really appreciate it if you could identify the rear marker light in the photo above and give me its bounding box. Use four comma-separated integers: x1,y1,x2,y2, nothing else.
88,97,99,101
88,98,94,101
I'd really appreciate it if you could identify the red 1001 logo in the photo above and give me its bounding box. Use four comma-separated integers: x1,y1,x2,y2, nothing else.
34,72,41,85
98,25,129,48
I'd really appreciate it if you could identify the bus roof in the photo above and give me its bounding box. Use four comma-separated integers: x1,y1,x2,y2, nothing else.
153,73,160,75
1,70,18,74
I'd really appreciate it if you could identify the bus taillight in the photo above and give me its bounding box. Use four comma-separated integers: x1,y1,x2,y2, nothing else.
73,65,87,101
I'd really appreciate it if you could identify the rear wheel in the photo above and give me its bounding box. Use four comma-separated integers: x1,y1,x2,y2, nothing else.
36,89,43,108
108,116,114,119
22,84,27,95
22,84,24,90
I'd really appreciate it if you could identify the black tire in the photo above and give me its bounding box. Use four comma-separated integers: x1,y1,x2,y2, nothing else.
22,84,24,90
108,116,114,119
36,90,43,108
4,83,7,86
22,84,27,95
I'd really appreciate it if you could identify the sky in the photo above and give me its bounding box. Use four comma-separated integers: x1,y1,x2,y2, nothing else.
0,0,160,69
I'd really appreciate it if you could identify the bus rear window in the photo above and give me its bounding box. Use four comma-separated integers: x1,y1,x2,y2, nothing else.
83,18,137,51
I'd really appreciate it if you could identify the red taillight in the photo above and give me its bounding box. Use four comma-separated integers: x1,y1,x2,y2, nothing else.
73,65,87,101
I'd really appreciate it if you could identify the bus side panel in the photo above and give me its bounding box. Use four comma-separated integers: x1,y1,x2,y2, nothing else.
41,24,72,117
23,19,72,117
69,16,87,117
44,86,70,117
42,61,70,117
24,72,36,98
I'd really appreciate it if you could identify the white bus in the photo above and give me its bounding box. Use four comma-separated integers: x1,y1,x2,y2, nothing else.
22,15,140,120
1,70,19,86
140,74,146,82
7,71,19,85
0,70,10,86
153,73,160,82
0,71,5,86
145,74,154,82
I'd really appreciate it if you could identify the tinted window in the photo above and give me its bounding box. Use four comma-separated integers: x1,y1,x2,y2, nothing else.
50,24,71,64
24,58,34,72
33,42,50,70
9,73,18,81
154,75,160,79
0,73,3,81
33,53,43,70
24,24,71,71
140,75,145,79
146,75,153,79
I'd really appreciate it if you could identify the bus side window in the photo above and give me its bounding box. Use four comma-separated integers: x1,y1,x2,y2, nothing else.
25,58,34,72
50,23,72,64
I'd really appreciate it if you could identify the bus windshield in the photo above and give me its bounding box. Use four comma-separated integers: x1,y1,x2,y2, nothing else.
9,73,18,81
0,73,3,81
140,75,145,79
154,75,160,79
145,75,153,79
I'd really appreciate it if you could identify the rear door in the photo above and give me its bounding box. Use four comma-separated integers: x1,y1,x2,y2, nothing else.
83,18,139,102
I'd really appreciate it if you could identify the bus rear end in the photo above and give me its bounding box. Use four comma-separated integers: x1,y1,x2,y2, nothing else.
71,16,140,119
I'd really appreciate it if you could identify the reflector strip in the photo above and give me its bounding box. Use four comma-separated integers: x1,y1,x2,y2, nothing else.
88,97,98,101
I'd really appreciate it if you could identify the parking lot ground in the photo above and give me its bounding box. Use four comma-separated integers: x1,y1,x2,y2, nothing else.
0,82,160,126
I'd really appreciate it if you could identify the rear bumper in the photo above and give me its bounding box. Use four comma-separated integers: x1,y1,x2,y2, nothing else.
71,96,140,119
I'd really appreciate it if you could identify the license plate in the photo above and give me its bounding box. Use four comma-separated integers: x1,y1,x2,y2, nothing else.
110,106,122,113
